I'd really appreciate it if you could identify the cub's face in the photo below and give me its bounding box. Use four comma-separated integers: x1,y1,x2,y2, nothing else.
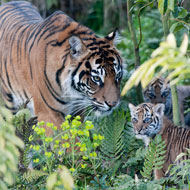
143,78,171,106
128,103,165,144
68,31,123,115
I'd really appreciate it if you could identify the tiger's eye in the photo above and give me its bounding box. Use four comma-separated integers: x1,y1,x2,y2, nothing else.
132,118,138,123
92,76,101,82
143,118,152,123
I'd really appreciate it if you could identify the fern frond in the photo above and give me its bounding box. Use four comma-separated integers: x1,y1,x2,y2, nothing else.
141,135,166,180
22,169,47,183
97,109,127,161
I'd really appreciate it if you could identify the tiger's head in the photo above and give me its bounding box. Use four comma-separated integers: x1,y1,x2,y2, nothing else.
128,103,165,146
45,24,122,116
143,77,171,106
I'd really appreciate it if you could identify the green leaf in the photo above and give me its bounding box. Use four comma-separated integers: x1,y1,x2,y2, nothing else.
157,0,165,15
168,0,174,11
178,7,188,18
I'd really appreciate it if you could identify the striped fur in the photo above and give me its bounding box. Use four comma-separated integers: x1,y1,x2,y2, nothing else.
129,103,190,179
143,77,190,127
0,1,123,133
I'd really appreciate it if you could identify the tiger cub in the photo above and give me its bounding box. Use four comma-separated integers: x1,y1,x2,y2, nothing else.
143,77,190,126
0,1,123,134
129,103,190,179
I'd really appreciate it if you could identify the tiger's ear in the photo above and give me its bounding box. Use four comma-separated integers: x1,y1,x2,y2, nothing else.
105,29,119,45
154,103,165,116
69,36,86,59
128,103,136,115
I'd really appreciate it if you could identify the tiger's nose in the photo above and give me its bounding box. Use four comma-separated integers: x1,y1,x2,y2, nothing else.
106,101,118,108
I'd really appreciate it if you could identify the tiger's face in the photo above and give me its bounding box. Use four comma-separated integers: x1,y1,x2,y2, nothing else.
143,77,171,106
45,29,122,116
128,103,165,145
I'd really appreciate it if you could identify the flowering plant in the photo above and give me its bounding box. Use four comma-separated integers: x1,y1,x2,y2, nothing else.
29,115,104,187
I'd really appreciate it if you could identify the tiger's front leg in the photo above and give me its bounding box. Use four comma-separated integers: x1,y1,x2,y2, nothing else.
154,168,165,180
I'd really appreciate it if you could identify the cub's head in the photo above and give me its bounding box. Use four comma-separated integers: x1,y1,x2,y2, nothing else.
143,77,171,106
65,30,123,115
128,103,165,145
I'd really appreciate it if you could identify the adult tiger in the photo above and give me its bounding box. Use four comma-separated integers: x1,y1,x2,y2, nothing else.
0,1,123,133
128,102,190,179
143,77,190,127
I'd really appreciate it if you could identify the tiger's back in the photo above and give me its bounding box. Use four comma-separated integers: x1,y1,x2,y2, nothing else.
0,1,123,131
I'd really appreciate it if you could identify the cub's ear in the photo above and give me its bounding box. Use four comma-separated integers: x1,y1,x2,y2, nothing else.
105,28,120,45
128,103,136,115
69,36,87,59
154,103,165,116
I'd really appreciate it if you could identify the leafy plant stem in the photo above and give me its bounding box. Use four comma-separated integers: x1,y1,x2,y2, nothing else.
161,8,180,125
126,0,143,103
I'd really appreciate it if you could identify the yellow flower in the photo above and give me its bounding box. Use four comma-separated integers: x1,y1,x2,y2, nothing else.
76,142,81,147
90,152,97,158
71,119,81,128
65,115,72,120
62,134,69,140
46,122,53,128
93,134,98,140
81,164,87,169
45,137,53,143
29,135,33,142
45,152,52,158
58,151,63,156
54,144,59,149
80,147,87,152
93,143,99,148
35,127,46,135
33,158,39,163
98,134,104,140
82,156,88,160
65,142,70,148
53,126,57,130
75,116,81,120
43,167,47,171
69,168,75,172
78,130,84,135
33,145,40,151
62,143,70,148
38,121,45,126
85,120,94,130
61,120,70,130
70,129,77,136
84,130,89,137
55,140,60,144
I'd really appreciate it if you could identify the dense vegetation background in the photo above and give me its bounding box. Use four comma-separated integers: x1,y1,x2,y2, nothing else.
0,0,190,189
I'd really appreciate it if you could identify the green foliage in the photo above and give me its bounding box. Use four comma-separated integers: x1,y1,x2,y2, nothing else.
122,33,189,95
141,135,166,180
113,174,163,190
0,107,24,189
98,109,126,161
164,148,190,189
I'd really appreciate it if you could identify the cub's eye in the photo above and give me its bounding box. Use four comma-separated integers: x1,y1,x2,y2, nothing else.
143,118,152,123
161,91,169,98
132,118,138,123
92,76,101,82
148,93,155,99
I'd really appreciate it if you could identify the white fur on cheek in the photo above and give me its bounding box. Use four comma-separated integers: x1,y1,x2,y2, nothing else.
136,134,150,147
